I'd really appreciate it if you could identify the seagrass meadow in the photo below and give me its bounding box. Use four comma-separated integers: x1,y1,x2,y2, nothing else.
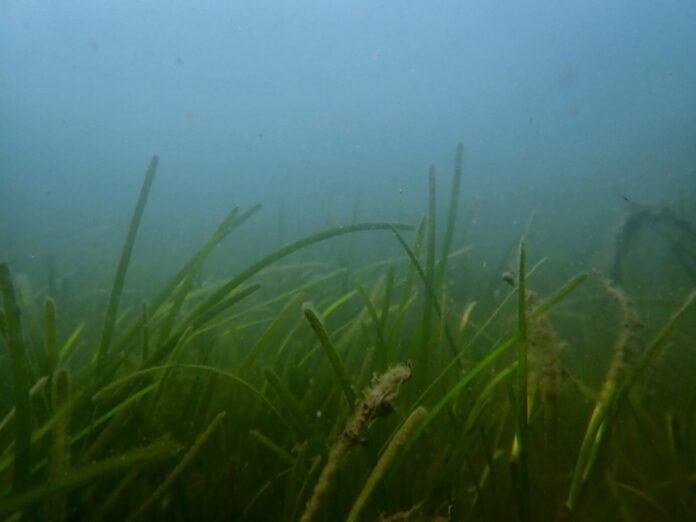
0,145,695,522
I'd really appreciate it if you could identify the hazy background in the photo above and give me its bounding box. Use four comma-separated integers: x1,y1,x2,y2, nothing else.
1,0,695,295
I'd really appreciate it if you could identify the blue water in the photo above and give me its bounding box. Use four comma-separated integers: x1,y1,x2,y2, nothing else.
1,0,695,289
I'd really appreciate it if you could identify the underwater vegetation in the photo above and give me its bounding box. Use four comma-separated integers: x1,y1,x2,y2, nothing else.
0,145,695,521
